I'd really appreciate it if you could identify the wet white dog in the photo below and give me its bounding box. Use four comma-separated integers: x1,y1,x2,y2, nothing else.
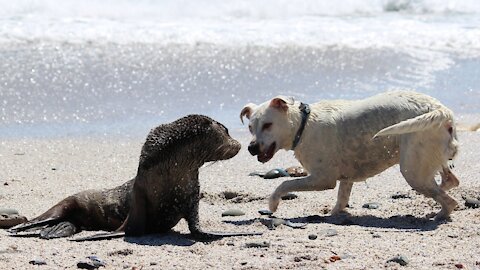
240,90,459,220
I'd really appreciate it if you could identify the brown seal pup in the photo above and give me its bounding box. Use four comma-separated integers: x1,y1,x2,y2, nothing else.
9,115,259,240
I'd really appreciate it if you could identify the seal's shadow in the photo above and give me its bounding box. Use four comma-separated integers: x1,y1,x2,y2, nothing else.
225,214,440,231
124,231,196,247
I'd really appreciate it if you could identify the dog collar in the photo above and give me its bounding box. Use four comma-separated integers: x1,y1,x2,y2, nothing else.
292,103,311,150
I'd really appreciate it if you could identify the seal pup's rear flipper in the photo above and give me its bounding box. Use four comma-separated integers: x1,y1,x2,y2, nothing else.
8,217,58,233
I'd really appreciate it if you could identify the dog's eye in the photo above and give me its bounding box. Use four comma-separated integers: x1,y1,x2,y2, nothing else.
262,123,272,131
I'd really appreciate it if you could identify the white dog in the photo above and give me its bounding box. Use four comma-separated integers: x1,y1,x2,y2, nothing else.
240,90,459,220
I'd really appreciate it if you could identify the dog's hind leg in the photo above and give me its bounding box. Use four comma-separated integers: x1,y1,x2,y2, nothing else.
439,167,460,191
399,136,458,221
331,181,354,215
269,175,337,212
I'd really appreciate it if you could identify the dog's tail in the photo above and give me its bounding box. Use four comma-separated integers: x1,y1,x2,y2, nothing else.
373,107,454,139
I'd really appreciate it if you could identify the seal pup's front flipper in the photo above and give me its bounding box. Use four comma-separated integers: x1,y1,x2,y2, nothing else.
70,231,125,242
39,221,79,239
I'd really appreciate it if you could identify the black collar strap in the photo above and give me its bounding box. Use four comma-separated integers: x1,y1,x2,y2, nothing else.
292,102,311,150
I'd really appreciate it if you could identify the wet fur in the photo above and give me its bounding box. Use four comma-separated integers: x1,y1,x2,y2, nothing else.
9,115,244,239
241,90,460,220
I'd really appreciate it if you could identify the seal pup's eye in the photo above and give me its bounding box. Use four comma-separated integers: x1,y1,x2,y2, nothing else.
262,123,272,131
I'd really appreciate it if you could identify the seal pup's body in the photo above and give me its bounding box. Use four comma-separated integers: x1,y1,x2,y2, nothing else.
10,115,254,240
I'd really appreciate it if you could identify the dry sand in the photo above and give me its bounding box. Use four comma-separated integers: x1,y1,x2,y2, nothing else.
1,130,479,269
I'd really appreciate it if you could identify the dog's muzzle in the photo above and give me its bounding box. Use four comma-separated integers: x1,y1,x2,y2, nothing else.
248,142,260,156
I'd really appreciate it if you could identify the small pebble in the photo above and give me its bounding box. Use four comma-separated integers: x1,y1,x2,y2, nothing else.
284,220,307,229
0,208,19,215
29,259,47,266
77,261,97,270
221,209,245,217
464,197,480,208
263,168,289,179
271,218,285,227
244,241,270,248
455,263,464,269
107,248,133,256
86,256,106,267
387,255,409,266
258,209,273,216
240,262,247,265
150,262,157,266
362,202,380,209
329,255,341,262
391,193,411,199
281,193,298,200
308,234,317,240
285,166,308,177
324,229,338,237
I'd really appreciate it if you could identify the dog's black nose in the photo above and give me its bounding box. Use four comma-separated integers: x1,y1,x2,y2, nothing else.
248,142,259,156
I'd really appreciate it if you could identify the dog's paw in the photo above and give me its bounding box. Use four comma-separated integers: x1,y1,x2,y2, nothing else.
268,194,281,212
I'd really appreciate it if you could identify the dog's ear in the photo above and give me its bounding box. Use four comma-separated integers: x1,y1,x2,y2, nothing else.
269,96,294,112
240,103,257,124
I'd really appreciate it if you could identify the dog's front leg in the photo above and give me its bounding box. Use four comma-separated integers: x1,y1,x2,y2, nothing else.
269,175,337,212
331,181,354,215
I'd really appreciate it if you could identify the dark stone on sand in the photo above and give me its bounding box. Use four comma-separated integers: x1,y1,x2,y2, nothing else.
464,197,480,208
77,261,97,270
222,191,240,200
78,256,106,269
391,193,411,199
281,193,298,200
29,259,47,266
244,241,270,248
107,249,133,256
308,234,317,240
387,255,409,266
263,169,289,179
362,202,380,209
221,209,245,217
258,209,273,216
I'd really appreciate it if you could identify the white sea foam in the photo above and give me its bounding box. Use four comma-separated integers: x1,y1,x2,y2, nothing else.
0,0,479,137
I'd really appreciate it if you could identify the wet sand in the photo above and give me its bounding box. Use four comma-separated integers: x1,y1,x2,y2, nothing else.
0,131,479,269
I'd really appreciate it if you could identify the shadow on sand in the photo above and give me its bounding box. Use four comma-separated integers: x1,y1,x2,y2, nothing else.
124,231,196,247
225,213,441,232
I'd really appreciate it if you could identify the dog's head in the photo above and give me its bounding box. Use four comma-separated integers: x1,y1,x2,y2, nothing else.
240,96,296,163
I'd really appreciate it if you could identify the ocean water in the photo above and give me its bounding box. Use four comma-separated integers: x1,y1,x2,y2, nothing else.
0,0,479,138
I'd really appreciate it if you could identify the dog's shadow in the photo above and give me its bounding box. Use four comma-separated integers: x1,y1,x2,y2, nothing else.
291,214,440,231
226,214,440,231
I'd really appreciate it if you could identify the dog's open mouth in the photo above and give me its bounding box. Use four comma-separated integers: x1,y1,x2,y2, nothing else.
258,142,276,163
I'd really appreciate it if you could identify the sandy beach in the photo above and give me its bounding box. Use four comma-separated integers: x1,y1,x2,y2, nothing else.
1,129,479,269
